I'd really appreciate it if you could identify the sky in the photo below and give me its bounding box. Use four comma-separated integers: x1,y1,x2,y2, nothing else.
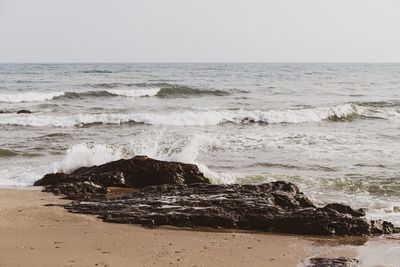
0,0,400,63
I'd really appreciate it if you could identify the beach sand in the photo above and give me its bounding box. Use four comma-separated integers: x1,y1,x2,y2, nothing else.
0,189,371,267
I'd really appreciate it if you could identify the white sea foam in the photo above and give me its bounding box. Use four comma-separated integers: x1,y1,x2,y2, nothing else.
126,133,236,183
49,132,235,183
0,88,161,103
53,143,125,174
0,91,65,103
106,88,160,97
1,104,395,127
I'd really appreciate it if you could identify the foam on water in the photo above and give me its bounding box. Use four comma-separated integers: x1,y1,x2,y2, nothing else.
2,104,394,127
0,91,65,103
47,131,236,184
106,88,160,97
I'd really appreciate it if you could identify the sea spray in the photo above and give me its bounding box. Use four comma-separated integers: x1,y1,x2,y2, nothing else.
50,133,236,183
53,143,125,174
126,130,236,183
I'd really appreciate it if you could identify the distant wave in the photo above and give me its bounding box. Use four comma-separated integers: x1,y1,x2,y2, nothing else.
80,70,112,74
355,100,400,108
2,103,395,127
0,89,158,102
89,82,230,97
250,162,338,172
156,86,229,97
89,82,136,89
53,91,117,99
0,83,230,102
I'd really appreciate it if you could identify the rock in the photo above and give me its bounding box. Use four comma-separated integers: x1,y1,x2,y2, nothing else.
34,156,209,196
35,157,400,236
307,257,359,267
63,182,400,235
370,219,399,235
16,109,32,114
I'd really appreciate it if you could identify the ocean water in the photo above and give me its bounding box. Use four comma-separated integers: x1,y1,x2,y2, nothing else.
0,63,399,224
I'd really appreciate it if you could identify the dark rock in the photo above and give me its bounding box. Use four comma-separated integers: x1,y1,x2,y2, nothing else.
63,182,400,236
44,181,108,200
34,156,209,196
307,257,359,267
35,157,400,236
16,109,32,114
370,219,399,235
323,203,365,217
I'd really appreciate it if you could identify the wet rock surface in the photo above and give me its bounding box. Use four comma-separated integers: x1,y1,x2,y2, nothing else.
36,157,400,236
307,257,359,267
65,182,399,235
34,156,209,198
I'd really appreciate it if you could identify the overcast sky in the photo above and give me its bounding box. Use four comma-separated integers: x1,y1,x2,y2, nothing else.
1,0,400,63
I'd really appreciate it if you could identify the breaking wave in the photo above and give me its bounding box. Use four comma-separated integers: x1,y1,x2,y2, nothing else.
53,143,125,174
52,133,234,183
89,82,230,97
0,91,65,103
0,83,230,102
1,104,392,127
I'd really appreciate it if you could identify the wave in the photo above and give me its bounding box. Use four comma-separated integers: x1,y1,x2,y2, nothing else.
356,100,400,108
52,133,233,183
250,162,337,172
1,83,229,102
0,91,65,103
0,89,160,103
107,88,160,97
50,88,160,100
53,143,125,174
53,91,117,99
0,149,19,158
80,70,112,74
89,82,136,89
1,104,388,127
156,86,229,97
88,82,230,97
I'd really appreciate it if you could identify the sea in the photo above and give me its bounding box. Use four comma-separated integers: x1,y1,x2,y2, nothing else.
0,63,399,225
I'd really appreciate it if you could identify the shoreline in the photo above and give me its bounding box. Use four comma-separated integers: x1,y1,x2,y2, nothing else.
0,189,398,266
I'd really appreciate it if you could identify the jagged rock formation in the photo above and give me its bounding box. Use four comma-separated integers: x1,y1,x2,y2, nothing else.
34,156,209,198
35,156,400,236
63,182,399,235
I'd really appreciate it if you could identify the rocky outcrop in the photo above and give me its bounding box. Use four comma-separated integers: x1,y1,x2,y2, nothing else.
34,156,209,198
35,156,400,236
64,182,399,236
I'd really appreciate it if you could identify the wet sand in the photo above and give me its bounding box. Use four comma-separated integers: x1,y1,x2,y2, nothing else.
0,189,397,267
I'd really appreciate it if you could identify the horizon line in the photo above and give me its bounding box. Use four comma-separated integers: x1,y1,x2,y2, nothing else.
1,61,400,64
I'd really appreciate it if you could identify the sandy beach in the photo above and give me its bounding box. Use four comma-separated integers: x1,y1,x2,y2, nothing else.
0,188,365,267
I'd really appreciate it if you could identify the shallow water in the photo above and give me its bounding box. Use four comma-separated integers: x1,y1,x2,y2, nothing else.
0,63,399,223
